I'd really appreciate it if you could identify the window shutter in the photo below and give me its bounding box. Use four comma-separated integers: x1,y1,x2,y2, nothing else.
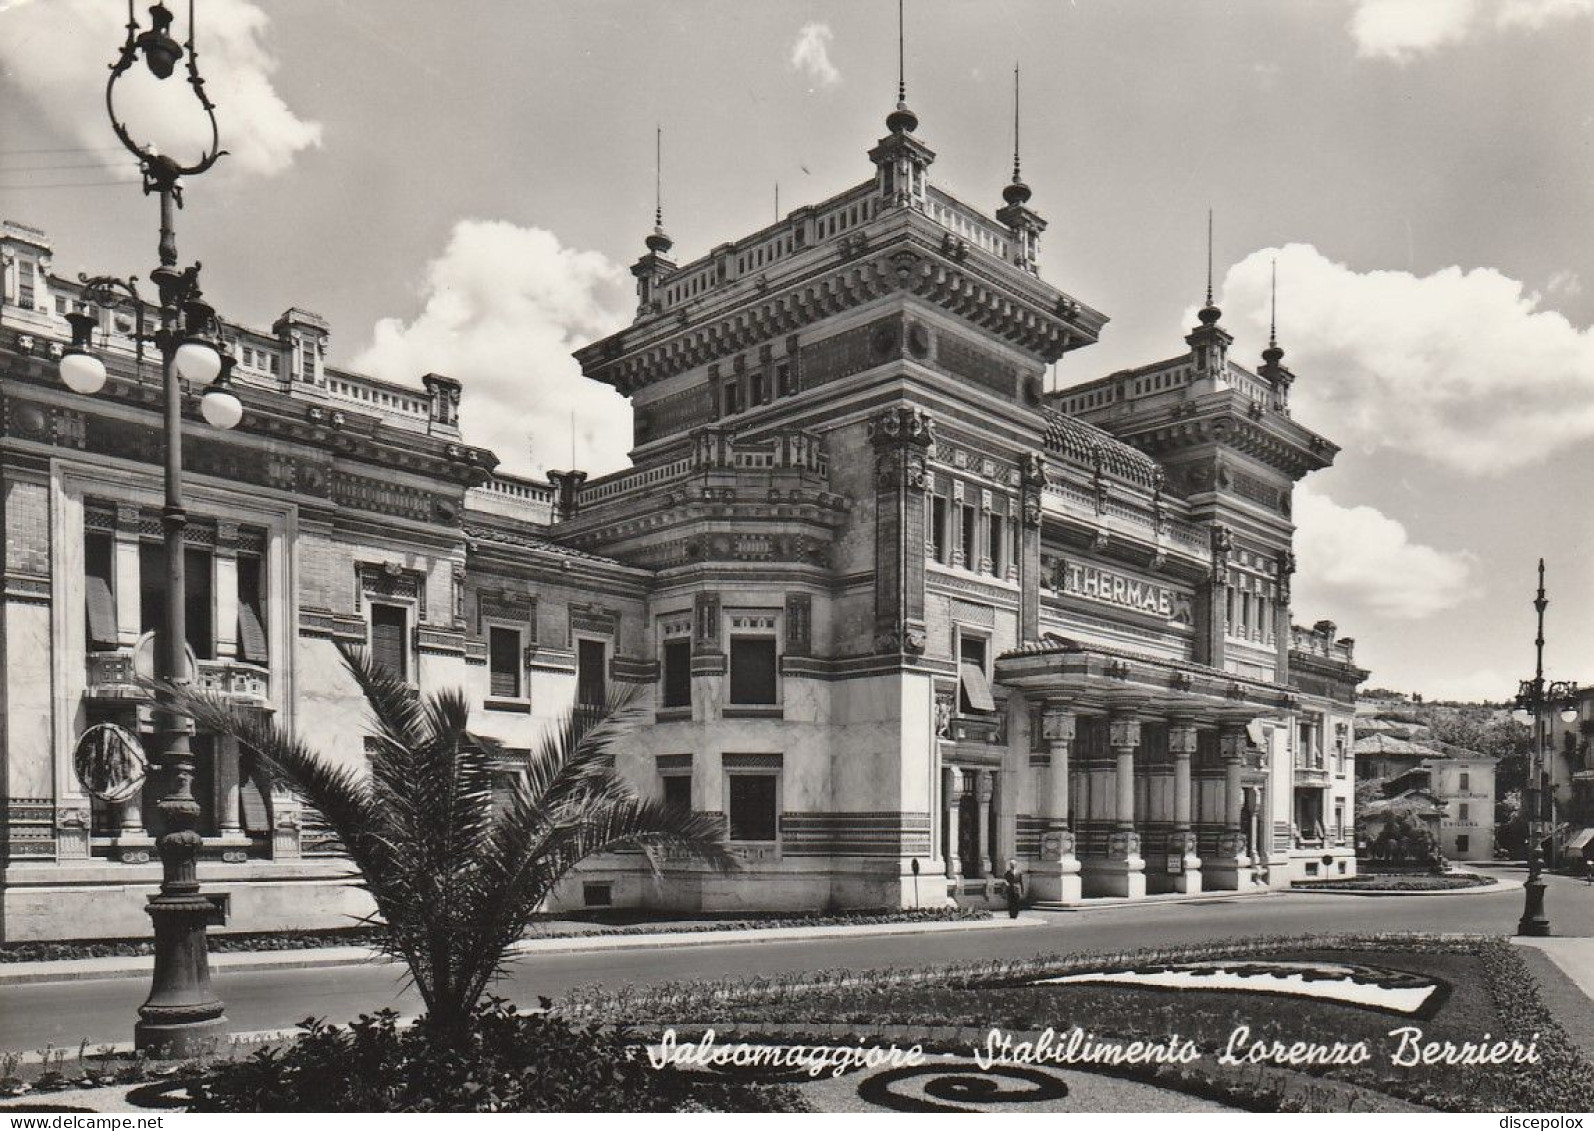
489,627,521,697
370,605,408,681
86,574,118,650
237,556,268,663
958,663,996,713
577,639,607,707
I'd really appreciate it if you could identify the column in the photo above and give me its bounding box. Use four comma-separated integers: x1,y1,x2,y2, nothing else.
1167,720,1203,894
1018,454,1045,641
943,766,963,882
214,521,240,661
973,770,993,880
113,504,142,648
215,736,246,844
1207,721,1252,890
1086,713,1147,898
1030,703,1082,902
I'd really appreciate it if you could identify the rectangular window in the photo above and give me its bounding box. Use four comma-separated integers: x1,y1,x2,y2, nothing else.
988,514,1004,576
662,772,692,813
184,545,214,659
299,340,316,382
1334,802,1345,840
729,636,778,705
1456,834,1470,854
728,773,778,841
139,542,165,638
84,532,118,651
369,603,409,681
237,554,269,663
18,261,34,310
723,381,742,416
1458,802,1469,821
931,496,948,563
751,371,769,406
577,638,607,708
776,361,794,396
661,638,692,708
488,626,522,698
960,504,977,569
1459,771,1470,791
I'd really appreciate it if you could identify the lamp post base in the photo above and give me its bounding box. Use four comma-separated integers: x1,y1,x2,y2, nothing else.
134,1015,229,1059
1517,876,1551,937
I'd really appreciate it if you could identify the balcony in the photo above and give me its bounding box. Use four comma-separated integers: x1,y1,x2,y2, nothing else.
86,649,271,707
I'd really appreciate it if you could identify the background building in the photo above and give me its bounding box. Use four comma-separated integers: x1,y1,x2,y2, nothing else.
0,89,1366,939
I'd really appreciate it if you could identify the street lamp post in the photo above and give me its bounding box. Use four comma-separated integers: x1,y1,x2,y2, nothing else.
59,0,242,1055
1509,559,1579,938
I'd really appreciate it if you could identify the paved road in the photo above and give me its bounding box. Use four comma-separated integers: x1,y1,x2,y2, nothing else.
5,869,1592,1053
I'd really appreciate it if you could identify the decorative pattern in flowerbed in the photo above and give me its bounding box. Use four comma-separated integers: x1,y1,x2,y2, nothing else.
560,933,1594,1113
1294,874,1495,892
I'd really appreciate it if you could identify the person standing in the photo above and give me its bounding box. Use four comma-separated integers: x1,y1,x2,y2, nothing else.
1003,859,1023,919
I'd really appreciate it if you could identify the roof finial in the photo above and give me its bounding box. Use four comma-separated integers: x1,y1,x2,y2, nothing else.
1198,208,1221,324
1262,256,1285,366
1269,257,1278,348
898,0,906,105
886,0,919,134
1002,63,1032,206
1012,63,1021,182
645,125,672,254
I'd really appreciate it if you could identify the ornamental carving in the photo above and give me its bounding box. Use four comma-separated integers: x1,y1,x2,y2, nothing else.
1108,717,1142,749
868,405,935,450
1041,706,1076,744
1107,830,1140,861
1167,724,1199,756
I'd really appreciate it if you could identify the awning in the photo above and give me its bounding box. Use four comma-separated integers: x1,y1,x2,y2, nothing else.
959,663,996,713
1567,827,1594,851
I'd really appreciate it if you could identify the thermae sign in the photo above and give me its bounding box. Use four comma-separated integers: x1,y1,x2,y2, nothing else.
1054,562,1194,627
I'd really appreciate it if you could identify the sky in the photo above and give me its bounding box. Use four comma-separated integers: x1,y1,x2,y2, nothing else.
2,0,1591,702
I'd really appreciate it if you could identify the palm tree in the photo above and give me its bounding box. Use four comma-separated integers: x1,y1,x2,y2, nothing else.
164,641,732,1035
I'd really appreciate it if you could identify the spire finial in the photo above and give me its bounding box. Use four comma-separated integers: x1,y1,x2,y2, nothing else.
1001,63,1032,206
645,125,672,254
1012,63,1021,183
1269,257,1278,348
898,0,906,106
1262,256,1285,366
1198,209,1221,324
886,0,918,133
1205,209,1214,307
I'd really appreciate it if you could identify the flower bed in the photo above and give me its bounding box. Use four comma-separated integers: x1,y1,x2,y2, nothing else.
1294,874,1494,892
558,933,1594,1113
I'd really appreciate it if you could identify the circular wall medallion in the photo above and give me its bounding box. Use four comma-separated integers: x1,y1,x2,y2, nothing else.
73,722,149,803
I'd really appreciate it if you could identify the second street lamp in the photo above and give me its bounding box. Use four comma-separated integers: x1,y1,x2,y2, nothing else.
1508,558,1578,938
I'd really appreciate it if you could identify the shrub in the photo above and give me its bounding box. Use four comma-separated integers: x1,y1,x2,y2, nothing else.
189,999,806,1113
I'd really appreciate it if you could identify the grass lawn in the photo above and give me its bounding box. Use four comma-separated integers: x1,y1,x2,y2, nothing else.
563,933,1594,1113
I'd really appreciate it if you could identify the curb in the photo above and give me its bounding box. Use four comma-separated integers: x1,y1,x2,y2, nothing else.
1029,887,1279,913
0,915,1045,987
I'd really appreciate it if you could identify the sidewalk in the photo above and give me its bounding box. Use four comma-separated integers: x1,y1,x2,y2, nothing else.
0,913,1049,987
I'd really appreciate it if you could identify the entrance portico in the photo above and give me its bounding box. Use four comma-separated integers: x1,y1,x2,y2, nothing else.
995,638,1293,902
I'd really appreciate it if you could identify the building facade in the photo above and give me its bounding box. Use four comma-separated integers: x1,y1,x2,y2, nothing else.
1,95,1366,940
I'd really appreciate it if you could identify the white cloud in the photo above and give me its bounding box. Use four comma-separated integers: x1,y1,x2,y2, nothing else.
789,23,841,88
1217,243,1594,475
1348,0,1593,61
354,220,633,480
1290,487,1473,621
1547,269,1583,299
0,0,320,177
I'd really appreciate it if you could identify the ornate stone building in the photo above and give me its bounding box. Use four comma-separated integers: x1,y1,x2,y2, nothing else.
0,91,1366,939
